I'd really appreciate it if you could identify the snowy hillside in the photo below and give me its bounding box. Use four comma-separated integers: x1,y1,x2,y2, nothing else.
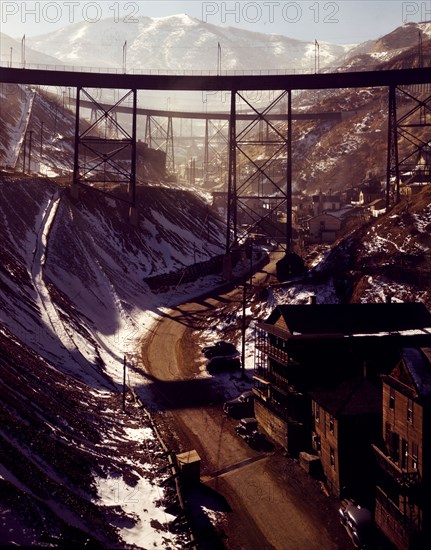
0,82,76,173
25,14,350,73
343,21,431,69
0,174,225,546
292,31,431,194
314,185,431,308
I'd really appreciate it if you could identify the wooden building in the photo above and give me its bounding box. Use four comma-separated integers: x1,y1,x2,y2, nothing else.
307,213,342,243
310,378,381,499
312,193,342,216
373,347,431,550
254,303,431,457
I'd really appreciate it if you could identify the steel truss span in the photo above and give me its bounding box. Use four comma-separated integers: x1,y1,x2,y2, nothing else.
2,67,430,250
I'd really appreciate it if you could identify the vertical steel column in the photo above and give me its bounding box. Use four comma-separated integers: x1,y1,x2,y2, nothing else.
145,115,152,147
226,90,237,252
386,85,400,208
204,118,209,184
166,115,175,174
130,89,137,208
72,86,81,187
286,89,292,252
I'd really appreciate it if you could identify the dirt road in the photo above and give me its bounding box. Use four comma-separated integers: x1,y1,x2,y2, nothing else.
140,280,352,549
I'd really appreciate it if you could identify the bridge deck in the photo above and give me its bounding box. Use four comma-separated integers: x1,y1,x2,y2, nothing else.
1,67,430,91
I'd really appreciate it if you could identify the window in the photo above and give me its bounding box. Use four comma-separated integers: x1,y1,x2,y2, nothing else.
329,415,334,434
390,432,400,464
312,433,321,452
407,399,414,424
389,387,395,409
412,442,418,470
315,403,320,423
330,447,335,469
401,439,408,470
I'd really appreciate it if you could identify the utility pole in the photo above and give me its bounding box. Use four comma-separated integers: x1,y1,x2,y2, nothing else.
241,277,247,377
27,130,33,173
40,121,44,157
21,35,25,68
122,40,127,74
122,355,127,412
22,132,27,173
418,30,423,68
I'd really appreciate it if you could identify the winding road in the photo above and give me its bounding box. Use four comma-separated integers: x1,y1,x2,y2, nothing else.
140,269,352,549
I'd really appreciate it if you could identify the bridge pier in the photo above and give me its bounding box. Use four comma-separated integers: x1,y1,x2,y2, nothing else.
226,89,293,254
387,83,431,207
72,86,138,218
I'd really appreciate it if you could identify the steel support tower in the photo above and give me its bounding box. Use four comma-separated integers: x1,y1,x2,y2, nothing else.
387,83,431,207
226,89,292,253
72,87,137,214
144,114,175,176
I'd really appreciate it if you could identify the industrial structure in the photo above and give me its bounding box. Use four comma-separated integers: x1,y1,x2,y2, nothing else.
1,66,431,253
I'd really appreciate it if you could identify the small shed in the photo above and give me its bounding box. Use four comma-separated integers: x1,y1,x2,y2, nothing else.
176,450,201,485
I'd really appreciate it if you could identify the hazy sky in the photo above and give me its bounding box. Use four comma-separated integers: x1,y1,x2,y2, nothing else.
0,1,428,44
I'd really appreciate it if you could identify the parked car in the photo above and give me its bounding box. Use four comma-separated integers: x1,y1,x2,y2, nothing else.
339,500,376,549
223,391,254,418
202,341,238,360
235,417,265,446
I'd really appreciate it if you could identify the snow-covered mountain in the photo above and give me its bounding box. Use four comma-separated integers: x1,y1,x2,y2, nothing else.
24,14,351,73
343,21,431,69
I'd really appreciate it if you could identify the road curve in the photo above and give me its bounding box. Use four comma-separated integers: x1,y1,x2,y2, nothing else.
139,276,352,550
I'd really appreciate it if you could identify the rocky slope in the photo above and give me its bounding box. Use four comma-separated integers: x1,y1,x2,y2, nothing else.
314,185,431,307
0,173,224,547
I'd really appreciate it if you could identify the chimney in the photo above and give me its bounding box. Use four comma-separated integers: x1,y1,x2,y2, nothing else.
309,295,317,305
386,294,392,304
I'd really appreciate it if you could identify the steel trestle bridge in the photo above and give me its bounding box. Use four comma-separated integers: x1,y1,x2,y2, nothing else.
1,66,430,252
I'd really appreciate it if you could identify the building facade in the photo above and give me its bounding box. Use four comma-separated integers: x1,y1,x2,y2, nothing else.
310,379,381,499
254,303,431,458
373,348,431,550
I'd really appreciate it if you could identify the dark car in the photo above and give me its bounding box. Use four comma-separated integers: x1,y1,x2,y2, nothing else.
202,341,238,360
339,501,376,549
223,391,254,418
234,417,265,445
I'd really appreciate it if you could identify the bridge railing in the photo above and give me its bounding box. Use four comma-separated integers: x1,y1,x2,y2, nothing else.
0,60,385,76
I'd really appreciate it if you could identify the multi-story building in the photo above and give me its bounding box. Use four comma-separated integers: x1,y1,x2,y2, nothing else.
373,347,431,550
310,378,381,500
254,302,431,457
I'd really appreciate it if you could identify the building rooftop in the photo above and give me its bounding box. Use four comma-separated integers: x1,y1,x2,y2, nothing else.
310,378,381,417
262,303,431,339
391,348,431,400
